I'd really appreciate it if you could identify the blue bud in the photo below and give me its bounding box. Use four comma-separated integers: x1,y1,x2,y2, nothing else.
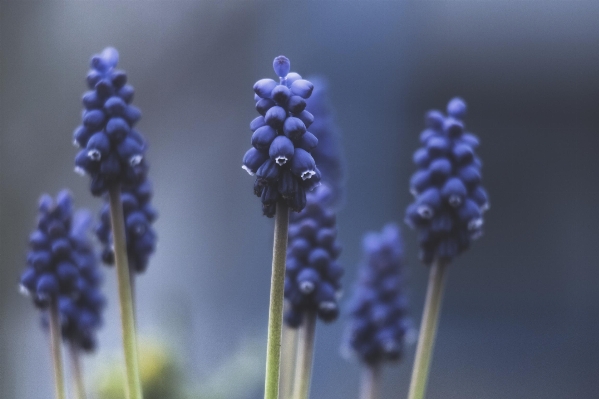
254,79,278,98
265,106,287,129
428,158,452,181
51,238,71,257
308,248,331,269
271,85,291,105
269,136,294,166
273,56,291,78
288,95,307,114
30,252,52,272
413,148,430,168
470,186,489,211
458,166,481,188
91,47,119,72
452,143,474,165
283,117,307,140
443,117,464,138
111,70,127,88
83,110,105,130
289,238,311,259
457,199,482,228
95,79,114,97
106,117,130,141
242,148,268,176
118,85,135,104
447,97,467,119
426,136,450,157
250,116,266,132
285,72,302,87
86,70,102,89
57,262,79,285
126,212,148,236
82,91,103,109
117,137,144,166
425,110,444,129
316,228,336,247
296,268,320,294
20,268,37,293
290,79,314,99
461,133,480,149
256,97,275,116
416,188,442,220
441,177,467,207
409,170,431,195
86,133,110,159
296,110,314,129
290,148,316,180
296,132,318,152
104,96,127,116
256,159,280,183
29,231,49,249
123,105,141,125
73,126,93,148
251,125,277,151
36,274,59,299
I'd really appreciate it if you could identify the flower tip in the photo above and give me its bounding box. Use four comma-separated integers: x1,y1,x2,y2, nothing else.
447,97,467,119
273,55,290,78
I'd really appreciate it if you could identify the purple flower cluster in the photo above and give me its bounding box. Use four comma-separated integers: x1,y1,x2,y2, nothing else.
20,191,84,308
243,56,321,217
73,47,148,196
345,224,410,365
284,186,343,328
405,98,489,264
95,179,157,274
57,211,105,351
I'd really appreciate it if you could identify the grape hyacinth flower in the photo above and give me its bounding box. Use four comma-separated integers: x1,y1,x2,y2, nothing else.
96,179,158,275
345,224,409,399
73,47,148,197
243,56,321,218
73,47,143,399
19,190,81,399
405,98,489,399
243,56,321,399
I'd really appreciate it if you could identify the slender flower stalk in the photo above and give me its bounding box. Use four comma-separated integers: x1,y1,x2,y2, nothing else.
49,300,66,399
264,201,290,399
69,344,87,399
291,311,316,399
405,98,488,399
407,260,447,399
108,185,143,399
359,364,381,399
279,324,299,399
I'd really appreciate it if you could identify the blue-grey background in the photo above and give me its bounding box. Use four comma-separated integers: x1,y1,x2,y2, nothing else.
2,1,599,398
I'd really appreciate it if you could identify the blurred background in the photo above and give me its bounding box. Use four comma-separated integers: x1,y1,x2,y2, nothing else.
2,1,599,398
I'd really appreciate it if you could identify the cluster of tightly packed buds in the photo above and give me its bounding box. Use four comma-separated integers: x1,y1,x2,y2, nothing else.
95,180,157,274
284,185,343,327
56,211,105,351
405,98,489,264
20,191,85,308
73,47,148,196
243,56,321,217
346,224,410,365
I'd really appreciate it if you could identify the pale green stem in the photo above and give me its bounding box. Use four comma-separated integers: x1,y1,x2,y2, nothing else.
264,201,290,399
279,324,299,399
69,344,86,399
359,364,381,399
108,185,143,399
291,311,316,399
49,299,66,399
407,260,449,399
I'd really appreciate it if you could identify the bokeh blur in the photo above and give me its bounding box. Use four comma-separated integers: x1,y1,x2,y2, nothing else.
2,1,599,398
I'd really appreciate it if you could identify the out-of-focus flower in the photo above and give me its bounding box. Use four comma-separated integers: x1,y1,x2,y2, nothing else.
95,179,157,274
345,224,410,365
405,98,489,264
243,56,321,217
284,185,343,327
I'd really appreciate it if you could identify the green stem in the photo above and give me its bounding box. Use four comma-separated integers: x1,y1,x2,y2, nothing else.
264,201,290,399
69,344,86,399
407,260,449,399
108,185,143,399
279,324,299,399
359,364,381,399
49,299,66,399
291,311,316,399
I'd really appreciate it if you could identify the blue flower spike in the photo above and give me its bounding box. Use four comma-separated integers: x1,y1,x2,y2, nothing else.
405,97,488,264
345,224,409,365
405,98,489,399
74,47,148,196
243,56,320,217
